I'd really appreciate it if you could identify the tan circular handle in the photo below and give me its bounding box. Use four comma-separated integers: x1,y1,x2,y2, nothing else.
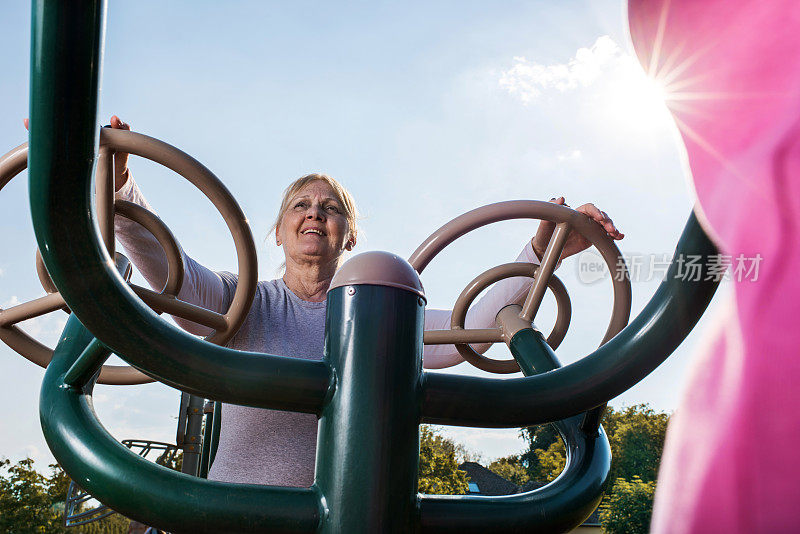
0,128,258,384
33,200,181,302
411,200,632,374
450,263,571,374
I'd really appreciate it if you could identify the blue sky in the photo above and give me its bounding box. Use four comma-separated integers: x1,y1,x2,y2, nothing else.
0,1,728,465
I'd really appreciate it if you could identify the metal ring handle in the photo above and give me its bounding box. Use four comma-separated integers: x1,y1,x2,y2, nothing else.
0,129,258,384
33,200,183,297
450,263,571,373
6,201,184,385
98,128,257,347
410,200,632,367
113,200,185,297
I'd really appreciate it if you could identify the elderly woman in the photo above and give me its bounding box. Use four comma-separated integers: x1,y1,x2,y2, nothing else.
104,115,623,487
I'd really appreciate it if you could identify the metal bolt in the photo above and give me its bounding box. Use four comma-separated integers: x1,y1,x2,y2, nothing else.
418,297,425,306
347,287,356,296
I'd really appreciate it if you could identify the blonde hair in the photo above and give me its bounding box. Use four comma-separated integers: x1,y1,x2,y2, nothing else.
271,173,359,247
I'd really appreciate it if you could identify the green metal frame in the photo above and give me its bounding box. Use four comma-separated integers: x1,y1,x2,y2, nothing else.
422,214,718,428
27,0,720,531
40,317,324,533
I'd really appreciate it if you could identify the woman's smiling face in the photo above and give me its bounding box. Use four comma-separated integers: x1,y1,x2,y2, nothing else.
276,180,354,267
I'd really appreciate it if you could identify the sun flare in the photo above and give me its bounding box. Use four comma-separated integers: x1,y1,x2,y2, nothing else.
600,58,674,132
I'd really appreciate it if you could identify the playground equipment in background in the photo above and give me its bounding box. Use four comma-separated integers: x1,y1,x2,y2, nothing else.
0,1,721,532
64,438,180,527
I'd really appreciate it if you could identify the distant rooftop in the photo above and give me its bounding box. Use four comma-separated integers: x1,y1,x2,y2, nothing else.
458,462,601,527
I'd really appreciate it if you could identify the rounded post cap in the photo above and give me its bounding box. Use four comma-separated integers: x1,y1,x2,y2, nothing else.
330,251,425,300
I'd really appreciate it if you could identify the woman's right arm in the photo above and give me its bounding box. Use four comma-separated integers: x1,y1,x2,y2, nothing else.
110,117,234,336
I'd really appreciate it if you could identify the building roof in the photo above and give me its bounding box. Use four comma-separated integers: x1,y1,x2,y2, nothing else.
459,461,520,496
458,462,601,527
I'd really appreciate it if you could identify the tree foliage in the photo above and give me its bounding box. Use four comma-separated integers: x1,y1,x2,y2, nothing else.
0,457,129,533
0,458,65,533
518,423,560,485
602,404,669,483
487,455,530,487
534,438,567,484
599,476,657,534
486,456,526,486
418,426,469,495
516,404,669,532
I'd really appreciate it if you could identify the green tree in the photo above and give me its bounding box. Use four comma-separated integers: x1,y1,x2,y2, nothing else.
487,455,530,486
418,426,469,495
602,404,669,483
0,457,66,533
519,424,560,484
599,476,657,534
0,458,130,533
534,438,567,484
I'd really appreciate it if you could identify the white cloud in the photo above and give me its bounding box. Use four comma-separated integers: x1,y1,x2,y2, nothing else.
499,35,624,103
2,295,20,308
556,149,582,162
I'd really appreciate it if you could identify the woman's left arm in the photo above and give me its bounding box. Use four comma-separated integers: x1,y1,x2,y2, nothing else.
422,197,623,370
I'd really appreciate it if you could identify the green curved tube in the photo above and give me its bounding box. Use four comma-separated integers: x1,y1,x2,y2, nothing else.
40,315,323,533
418,414,610,533
28,0,333,413
418,323,611,532
421,212,719,427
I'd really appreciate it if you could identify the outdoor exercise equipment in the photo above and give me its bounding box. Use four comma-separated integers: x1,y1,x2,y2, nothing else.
414,200,631,374
64,439,180,527
0,128,259,384
7,1,722,532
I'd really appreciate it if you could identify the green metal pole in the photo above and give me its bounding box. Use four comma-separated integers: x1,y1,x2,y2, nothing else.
63,337,111,387
29,0,104,258
199,401,214,479
210,400,222,467
182,394,205,476
316,283,425,533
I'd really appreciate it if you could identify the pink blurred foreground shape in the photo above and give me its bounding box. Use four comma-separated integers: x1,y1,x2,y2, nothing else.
628,0,800,531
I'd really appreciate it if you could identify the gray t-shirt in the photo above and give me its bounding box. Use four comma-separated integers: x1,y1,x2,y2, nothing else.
207,275,325,486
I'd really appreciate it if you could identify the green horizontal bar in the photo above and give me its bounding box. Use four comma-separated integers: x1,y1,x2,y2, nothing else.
63,336,110,387
41,315,323,533
27,0,333,413
421,212,719,428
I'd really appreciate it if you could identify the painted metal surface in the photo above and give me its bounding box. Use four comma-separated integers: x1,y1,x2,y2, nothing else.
182,394,205,476
40,316,323,533
446,264,572,373
317,284,425,533
422,213,719,428
418,319,610,533
409,200,632,347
